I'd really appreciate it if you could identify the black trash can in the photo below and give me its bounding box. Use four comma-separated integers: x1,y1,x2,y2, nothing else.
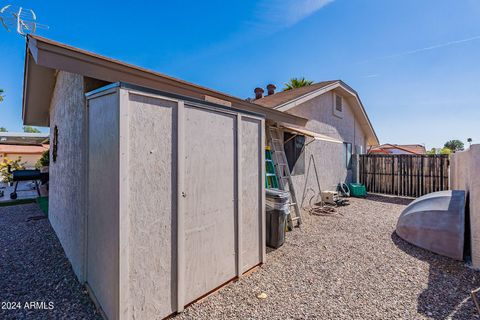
265,188,290,248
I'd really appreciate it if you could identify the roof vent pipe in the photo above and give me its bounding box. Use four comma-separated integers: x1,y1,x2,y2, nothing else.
267,84,276,96
254,87,264,100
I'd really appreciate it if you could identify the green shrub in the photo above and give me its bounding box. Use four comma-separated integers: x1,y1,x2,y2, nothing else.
36,150,50,169
0,157,26,183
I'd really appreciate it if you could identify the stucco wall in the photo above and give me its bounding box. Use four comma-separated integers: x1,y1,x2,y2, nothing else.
49,71,86,281
286,91,367,151
291,140,345,205
451,145,480,268
284,91,368,201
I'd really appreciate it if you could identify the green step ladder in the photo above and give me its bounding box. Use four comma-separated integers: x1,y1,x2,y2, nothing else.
265,146,279,189
266,126,302,228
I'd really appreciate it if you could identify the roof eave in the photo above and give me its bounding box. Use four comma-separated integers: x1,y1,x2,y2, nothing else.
23,36,307,127
22,53,55,126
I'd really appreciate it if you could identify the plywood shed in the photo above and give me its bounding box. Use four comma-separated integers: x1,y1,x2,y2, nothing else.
83,83,265,319
22,36,309,320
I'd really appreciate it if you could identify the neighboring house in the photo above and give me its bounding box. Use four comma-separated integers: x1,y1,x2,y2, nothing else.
368,144,426,155
254,81,379,203
0,132,49,168
22,36,306,320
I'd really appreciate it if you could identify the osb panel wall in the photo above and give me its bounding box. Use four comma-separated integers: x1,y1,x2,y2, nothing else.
125,92,264,319
127,93,178,319
241,117,262,271
49,71,86,281
86,92,120,320
451,145,480,268
183,106,237,303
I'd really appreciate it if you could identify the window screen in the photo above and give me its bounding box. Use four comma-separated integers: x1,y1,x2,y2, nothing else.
335,94,343,112
284,132,305,176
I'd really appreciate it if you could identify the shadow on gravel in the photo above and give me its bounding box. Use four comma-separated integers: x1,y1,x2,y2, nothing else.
0,204,101,320
366,194,414,206
391,231,480,320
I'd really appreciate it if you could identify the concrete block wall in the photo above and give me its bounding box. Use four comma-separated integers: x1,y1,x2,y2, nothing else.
451,145,480,268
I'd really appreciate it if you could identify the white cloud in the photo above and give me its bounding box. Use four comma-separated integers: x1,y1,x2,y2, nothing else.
252,0,335,30
176,0,335,66
362,74,380,79
360,35,480,64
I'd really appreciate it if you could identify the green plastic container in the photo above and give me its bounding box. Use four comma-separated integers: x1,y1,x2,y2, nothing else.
36,196,49,216
349,183,367,198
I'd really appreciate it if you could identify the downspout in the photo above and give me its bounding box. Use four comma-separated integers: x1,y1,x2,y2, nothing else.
353,116,356,153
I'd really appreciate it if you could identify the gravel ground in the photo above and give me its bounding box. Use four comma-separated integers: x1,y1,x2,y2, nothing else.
0,204,101,320
2,197,479,319
176,195,480,320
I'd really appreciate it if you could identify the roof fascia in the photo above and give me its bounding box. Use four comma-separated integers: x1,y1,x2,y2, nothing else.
28,36,307,127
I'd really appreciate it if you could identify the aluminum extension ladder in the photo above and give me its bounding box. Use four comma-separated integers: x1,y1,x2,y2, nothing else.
267,126,302,228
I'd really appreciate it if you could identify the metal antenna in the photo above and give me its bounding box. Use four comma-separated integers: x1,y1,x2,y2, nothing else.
0,5,49,36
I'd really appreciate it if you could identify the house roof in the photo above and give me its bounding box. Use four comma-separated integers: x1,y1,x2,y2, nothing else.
0,132,49,145
0,144,49,155
398,144,427,154
254,80,379,146
254,81,338,108
369,144,426,155
23,36,307,127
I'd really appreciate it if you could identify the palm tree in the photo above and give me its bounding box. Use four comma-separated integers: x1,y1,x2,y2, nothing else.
0,89,4,102
283,77,314,91
467,138,473,147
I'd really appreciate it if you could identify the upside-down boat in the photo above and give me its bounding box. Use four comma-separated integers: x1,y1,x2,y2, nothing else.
396,190,466,260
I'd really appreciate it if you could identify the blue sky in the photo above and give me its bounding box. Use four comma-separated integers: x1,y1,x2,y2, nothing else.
1,0,479,149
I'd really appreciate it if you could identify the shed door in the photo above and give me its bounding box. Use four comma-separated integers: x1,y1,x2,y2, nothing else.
183,106,237,303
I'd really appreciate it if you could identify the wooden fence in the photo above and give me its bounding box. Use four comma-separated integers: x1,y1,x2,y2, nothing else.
359,154,450,197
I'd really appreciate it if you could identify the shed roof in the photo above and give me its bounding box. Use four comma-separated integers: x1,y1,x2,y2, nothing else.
22,36,307,127
0,132,49,145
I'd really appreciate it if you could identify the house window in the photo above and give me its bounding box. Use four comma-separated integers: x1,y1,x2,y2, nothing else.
333,94,343,118
284,132,305,176
355,144,364,155
344,142,352,169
